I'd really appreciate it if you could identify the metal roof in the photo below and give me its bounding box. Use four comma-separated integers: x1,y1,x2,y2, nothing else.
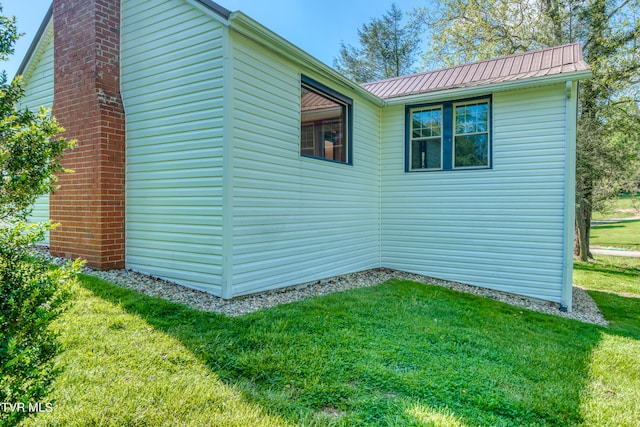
362,43,590,100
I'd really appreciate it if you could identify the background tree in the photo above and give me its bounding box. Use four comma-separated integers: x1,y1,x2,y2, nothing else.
333,4,424,83
416,0,640,261
0,5,79,425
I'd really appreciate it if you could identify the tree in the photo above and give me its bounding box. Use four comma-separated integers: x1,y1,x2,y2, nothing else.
333,4,424,83
417,0,550,68
572,0,640,260
416,0,640,261
0,5,79,425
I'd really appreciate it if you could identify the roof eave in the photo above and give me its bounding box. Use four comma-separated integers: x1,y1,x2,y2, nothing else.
228,11,384,107
16,1,230,80
195,0,231,19
15,4,52,78
382,69,593,106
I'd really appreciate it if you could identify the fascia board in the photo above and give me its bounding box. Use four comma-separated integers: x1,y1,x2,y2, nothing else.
194,0,231,19
228,11,384,107
15,5,53,78
382,69,593,106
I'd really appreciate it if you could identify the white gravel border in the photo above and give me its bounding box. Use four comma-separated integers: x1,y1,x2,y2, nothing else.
34,247,608,326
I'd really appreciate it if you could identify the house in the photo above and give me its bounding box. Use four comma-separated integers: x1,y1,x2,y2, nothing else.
19,0,590,309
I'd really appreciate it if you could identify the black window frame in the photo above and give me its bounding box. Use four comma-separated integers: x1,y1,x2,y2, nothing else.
405,95,493,172
300,75,353,165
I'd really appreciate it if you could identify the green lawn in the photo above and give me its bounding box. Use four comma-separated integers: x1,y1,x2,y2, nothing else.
574,256,640,297
573,256,640,427
21,264,640,426
590,219,640,251
592,193,639,220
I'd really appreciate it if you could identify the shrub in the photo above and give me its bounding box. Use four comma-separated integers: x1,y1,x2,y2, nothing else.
0,9,77,425
0,222,82,426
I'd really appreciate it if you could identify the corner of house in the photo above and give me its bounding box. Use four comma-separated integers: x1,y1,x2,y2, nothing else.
562,80,579,311
221,23,235,299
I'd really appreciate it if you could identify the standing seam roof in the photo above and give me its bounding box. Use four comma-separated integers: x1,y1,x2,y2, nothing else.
362,43,590,100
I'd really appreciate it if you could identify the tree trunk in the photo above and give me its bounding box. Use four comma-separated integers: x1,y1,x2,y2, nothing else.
574,195,592,261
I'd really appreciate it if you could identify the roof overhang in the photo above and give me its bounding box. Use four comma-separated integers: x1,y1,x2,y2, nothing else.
15,5,52,78
382,69,592,106
15,0,231,79
194,0,230,19
228,11,384,107
16,1,591,109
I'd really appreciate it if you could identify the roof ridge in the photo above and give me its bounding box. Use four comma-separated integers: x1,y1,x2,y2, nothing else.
362,42,583,87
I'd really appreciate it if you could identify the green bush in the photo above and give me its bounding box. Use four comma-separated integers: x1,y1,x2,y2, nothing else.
0,222,81,426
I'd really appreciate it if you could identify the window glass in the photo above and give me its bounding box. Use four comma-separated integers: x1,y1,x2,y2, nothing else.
454,101,490,168
300,80,351,164
405,98,491,172
410,107,442,170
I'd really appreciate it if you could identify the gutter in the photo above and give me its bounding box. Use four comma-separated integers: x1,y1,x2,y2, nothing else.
381,69,593,106
228,11,384,107
17,1,230,79
195,0,231,19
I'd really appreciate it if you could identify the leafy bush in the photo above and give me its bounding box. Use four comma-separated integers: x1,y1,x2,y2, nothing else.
0,74,72,223
0,222,82,426
0,7,78,426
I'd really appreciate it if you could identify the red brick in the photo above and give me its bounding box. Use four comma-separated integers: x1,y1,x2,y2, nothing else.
50,0,125,270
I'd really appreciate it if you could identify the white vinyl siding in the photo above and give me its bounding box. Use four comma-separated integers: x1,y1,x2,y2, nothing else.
229,33,381,296
121,0,226,294
381,84,568,303
20,24,54,243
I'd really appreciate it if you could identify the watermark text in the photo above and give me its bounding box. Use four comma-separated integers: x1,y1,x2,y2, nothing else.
0,402,53,413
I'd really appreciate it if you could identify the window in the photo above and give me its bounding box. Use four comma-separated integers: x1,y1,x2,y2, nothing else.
407,97,491,172
454,101,490,168
300,76,352,164
409,107,442,170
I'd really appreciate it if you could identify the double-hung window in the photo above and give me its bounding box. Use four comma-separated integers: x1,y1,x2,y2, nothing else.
300,75,353,165
409,106,443,170
453,100,490,168
407,97,491,171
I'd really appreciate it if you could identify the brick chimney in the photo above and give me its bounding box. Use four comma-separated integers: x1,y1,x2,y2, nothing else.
50,0,125,269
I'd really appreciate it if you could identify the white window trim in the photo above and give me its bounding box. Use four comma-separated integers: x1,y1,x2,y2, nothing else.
409,105,444,171
452,99,491,170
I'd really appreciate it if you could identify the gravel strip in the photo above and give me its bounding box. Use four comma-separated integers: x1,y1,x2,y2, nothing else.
33,246,608,326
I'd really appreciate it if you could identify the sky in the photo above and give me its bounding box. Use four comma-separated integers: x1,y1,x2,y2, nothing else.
1,0,428,78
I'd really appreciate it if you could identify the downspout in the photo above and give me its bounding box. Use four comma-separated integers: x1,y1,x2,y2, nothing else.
378,104,383,268
561,80,578,312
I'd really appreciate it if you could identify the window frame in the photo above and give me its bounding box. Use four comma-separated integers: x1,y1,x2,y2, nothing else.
408,105,444,171
452,99,491,170
300,75,353,165
405,95,492,172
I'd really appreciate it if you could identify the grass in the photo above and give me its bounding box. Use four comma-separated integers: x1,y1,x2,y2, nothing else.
573,256,640,426
592,193,639,220
24,276,289,427
574,256,640,297
590,219,640,251
19,263,640,426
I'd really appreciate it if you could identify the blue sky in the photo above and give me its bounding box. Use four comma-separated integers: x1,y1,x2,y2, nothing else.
1,0,428,78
